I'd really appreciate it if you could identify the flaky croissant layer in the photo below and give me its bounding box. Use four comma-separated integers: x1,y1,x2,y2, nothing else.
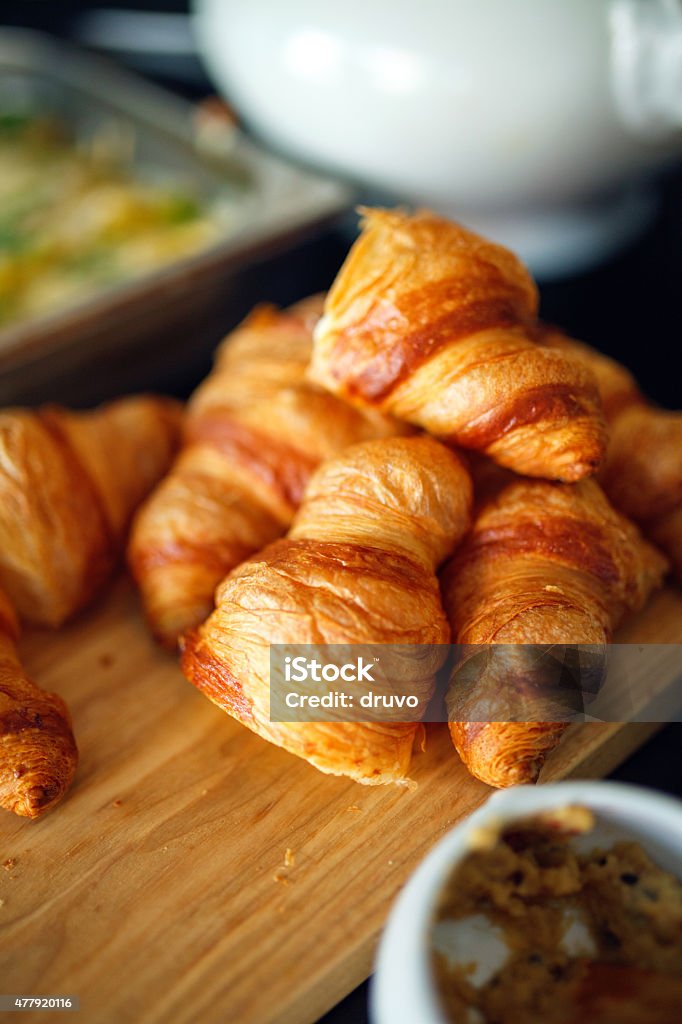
602,405,682,581
129,297,406,649
0,587,77,817
182,436,473,785
310,208,607,482
540,325,682,582
0,395,181,628
441,473,667,788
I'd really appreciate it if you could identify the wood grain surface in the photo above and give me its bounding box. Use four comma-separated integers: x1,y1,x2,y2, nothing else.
1,578,680,1024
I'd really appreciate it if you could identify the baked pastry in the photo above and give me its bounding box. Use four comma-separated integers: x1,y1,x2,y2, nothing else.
0,586,77,817
129,297,405,648
537,326,641,420
181,436,472,784
310,208,607,481
441,474,667,787
540,326,682,581
602,405,682,581
0,395,180,628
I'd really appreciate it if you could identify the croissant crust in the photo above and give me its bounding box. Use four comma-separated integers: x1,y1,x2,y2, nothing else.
540,325,682,581
441,476,667,787
0,587,78,817
0,395,180,627
181,436,472,784
129,297,405,648
310,209,607,482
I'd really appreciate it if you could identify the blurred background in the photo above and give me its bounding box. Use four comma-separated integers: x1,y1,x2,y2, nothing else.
2,1,201,92
1,0,681,410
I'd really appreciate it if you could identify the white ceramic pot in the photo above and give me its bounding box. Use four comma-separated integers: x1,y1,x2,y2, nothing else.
371,781,682,1024
194,0,682,275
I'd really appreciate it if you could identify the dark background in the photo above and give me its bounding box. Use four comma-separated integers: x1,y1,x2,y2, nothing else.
2,5,681,1023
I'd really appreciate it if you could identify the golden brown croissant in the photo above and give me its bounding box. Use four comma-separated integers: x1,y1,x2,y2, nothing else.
601,405,682,581
129,297,405,648
0,395,180,628
181,436,472,784
309,208,607,481
441,474,667,788
540,326,682,581
0,586,77,817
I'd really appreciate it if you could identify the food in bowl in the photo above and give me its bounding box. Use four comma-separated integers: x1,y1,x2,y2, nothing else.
432,806,682,1023
0,114,222,326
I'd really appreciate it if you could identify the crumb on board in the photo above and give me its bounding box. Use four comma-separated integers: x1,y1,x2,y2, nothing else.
112,799,123,808
0,897,5,908
272,848,297,883
347,805,362,813
3,858,16,871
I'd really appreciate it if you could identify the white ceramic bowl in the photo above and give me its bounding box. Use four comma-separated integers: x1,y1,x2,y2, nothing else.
193,0,682,275
371,781,682,1024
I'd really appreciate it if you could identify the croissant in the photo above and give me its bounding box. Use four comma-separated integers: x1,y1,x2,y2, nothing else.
441,474,667,788
129,297,405,648
0,586,77,817
0,395,180,628
309,208,607,481
540,326,682,581
602,405,682,581
536,326,641,420
181,436,472,784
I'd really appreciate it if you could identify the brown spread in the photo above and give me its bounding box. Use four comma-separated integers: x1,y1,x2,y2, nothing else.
432,808,682,1023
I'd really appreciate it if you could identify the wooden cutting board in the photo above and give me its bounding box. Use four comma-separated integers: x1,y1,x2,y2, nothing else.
1,578,681,1024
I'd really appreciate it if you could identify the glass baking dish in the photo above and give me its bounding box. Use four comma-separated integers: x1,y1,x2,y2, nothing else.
0,28,350,405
